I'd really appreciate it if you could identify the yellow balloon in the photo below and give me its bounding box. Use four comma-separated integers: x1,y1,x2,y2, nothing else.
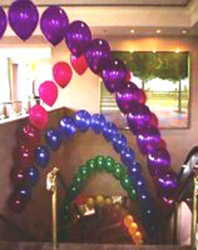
123,214,134,227
87,197,95,208
133,231,142,245
79,205,86,214
95,195,104,206
128,222,138,236
105,198,112,205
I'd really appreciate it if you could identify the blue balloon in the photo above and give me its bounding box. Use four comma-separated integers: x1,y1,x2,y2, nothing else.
16,186,32,200
74,110,91,132
59,116,77,138
135,177,146,192
45,128,62,151
26,166,39,187
127,162,141,180
121,147,135,166
91,114,106,134
35,146,50,168
112,133,127,153
103,122,118,141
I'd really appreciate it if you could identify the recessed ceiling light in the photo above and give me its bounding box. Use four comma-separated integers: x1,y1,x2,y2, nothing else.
156,29,161,34
153,50,157,53
175,49,180,53
182,30,187,34
130,29,135,33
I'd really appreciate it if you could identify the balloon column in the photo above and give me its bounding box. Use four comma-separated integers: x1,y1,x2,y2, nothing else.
123,214,143,245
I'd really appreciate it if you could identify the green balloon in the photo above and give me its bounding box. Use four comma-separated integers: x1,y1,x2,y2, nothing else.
94,155,106,171
79,165,90,179
73,173,84,189
86,159,96,173
121,175,132,189
113,166,123,179
106,156,115,164
128,188,137,201
105,160,115,173
68,185,79,199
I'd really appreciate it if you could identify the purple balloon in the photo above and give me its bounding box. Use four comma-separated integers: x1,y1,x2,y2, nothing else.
8,0,39,41
101,58,127,93
147,148,171,176
127,103,152,135
116,82,140,113
85,39,111,74
0,7,7,39
137,125,161,155
65,20,92,57
156,170,178,192
40,6,69,46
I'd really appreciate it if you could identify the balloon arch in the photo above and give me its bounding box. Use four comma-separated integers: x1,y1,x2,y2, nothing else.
0,0,178,241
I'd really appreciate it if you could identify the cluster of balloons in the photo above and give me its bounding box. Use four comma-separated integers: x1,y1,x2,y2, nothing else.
62,155,136,225
123,214,143,245
0,1,177,206
8,123,41,213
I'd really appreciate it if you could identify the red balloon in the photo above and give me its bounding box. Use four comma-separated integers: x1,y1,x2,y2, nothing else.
10,167,28,185
70,54,88,75
21,123,41,147
7,192,28,213
53,61,72,88
150,113,159,127
39,81,58,106
29,104,48,130
20,144,34,167
159,138,167,149
126,71,132,81
138,89,147,105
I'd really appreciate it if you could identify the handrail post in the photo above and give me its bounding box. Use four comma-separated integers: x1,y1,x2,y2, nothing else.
191,166,198,250
46,166,59,250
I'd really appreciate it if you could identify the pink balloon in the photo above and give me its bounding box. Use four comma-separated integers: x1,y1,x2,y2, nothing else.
39,81,58,106
70,54,88,75
29,105,48,130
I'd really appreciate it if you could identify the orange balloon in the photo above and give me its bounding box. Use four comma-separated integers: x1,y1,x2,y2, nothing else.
123,215,134,227
128,222,138,236
133,231,142,245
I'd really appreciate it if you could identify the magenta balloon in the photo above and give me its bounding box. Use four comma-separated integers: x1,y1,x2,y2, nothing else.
39,81,58,106
40,6,69,46
101,58,127,93
147,148,171,176
156,170,178,192
8,0,39,41
137,125,161,155
127,103,152,135
85,39,111,74
65,20,92,57
0,7,7,39
116,82,140,114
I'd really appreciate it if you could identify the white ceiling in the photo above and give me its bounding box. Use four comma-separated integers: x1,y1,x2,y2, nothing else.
0,0,192,6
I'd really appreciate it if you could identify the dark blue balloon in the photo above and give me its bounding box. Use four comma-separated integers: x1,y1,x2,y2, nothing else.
128,162,141,180
59,116,77,138
112,133,127,153
74,110,91,132
121,147,135,167
26,166,39,186
45,128,62,151
135,177,146,192
91,114,106,134
16,186,32,200
35,146,50,168
103,122,118,141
